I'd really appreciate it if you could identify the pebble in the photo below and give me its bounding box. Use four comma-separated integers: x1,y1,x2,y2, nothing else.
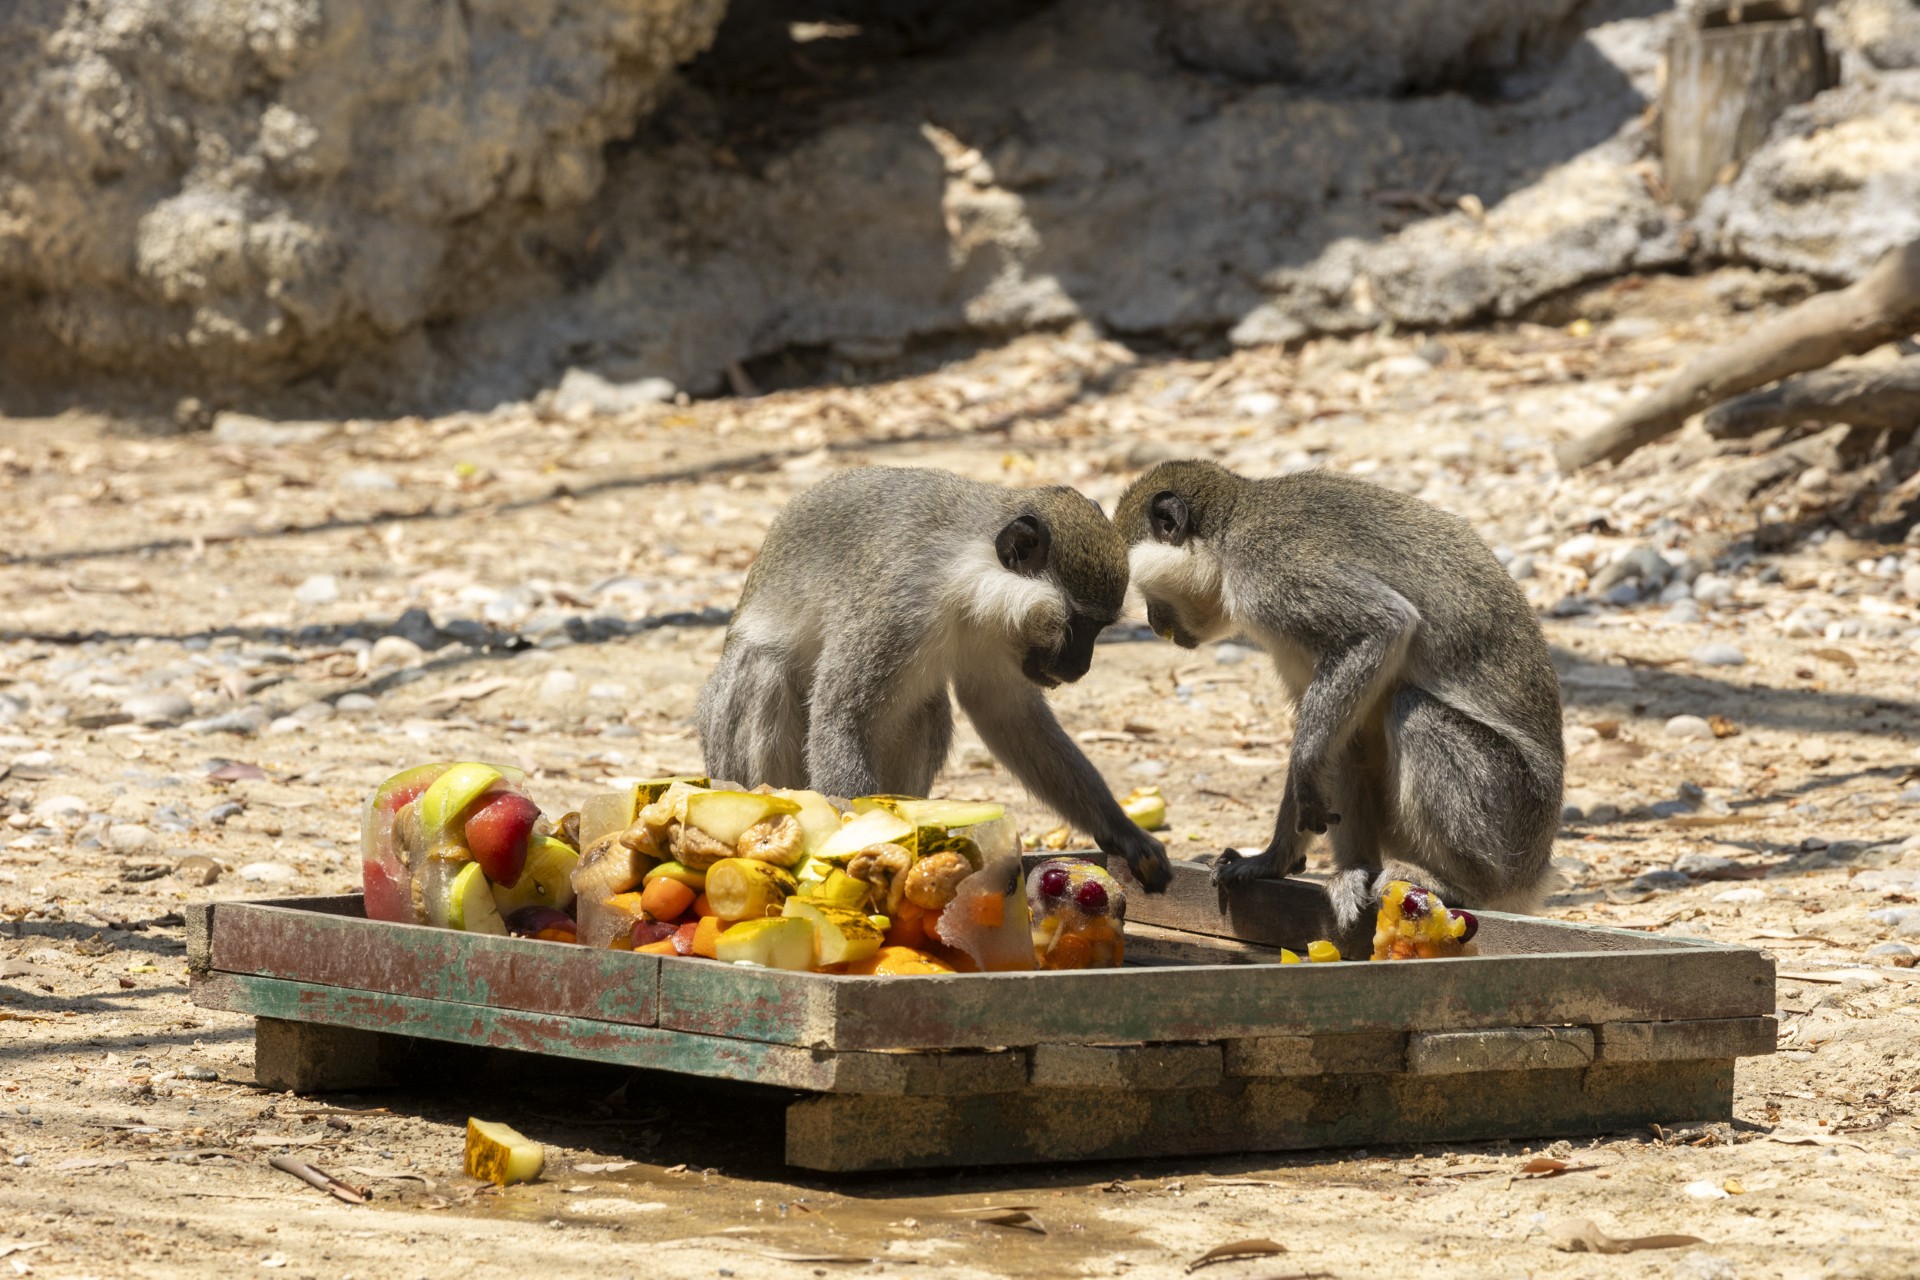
1682,1179,1729,1200
1689,642,1746,667
263,716,305,736
204,801,245,825
1691,573,1735,607
391,607,442,648
587,682,628,701
1128,759,1169,779
238,862,298,885
290,700,334,724
1674,851,1735,879
1712,886,1766,904
539,670,580,700
184,704,270,736
334,693,379,715
32,794,89,822
1797,738,1834,765
120,691,193,725
368,635,425,671
1632,870,1691,893
103,824,154,853
338,468,398,491
294,574,340,606
175,1064,219,1081
1662,599,1703,625
551,367,676,418
1663,714,1714,741
1234,391,1282,418
173,854,222,886
1781,605,1832,638
1507,554,1536,581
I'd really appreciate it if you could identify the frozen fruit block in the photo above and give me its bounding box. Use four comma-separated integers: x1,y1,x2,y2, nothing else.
931,853,1034,972
360,763,452,923
1026,858,1127,969
1370,880,1479,961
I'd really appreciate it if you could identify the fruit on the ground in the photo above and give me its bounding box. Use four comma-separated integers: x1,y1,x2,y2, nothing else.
1307,939,1342,962
773,789,847,857
466,1118,543,1186
1121,786,1167,831
463,789,542,887
781,897,884,966
704,858,798,922
1370,880,1479,960
420,763,506,837
491,835,580,916
447,862,508,934
640,875,697,922
504,905,577,943
800,868,870,910
715,916,816,970
841,945,956,975
690,915,722,958
685,790,803,849
903,852,972,910
933,853,1036,971
1026,858,1126,969
642,861,707,892
576,785,641,851
816,808,915,861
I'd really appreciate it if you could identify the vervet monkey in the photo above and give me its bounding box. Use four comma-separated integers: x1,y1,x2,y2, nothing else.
697,466,1173,891
1114,460,1563,926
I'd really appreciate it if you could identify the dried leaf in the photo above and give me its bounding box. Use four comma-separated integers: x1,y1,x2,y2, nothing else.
0,1243,46,1261
1707,714,1740,738
1807,647,1858,674
756,1252,879,1265
1187,1239,1288,1271
1548,1217,1705,1254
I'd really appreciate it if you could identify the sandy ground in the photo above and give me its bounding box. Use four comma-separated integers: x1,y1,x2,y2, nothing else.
2,270,1919,1278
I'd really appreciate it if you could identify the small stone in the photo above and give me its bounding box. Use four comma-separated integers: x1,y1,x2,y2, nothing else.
1632,869,1691,893
1682,1180,1729,1200
120,691,193,726
1713,886,1766,904
1691,573,1735,607
392,607,442,648
587,682,628,701
339,468,398,491
368,635,425,671
1601,582,1641,607
539,670,579,700
334,693,378,715
1867,941,1917,966
1689,642,1746,667
104,824,154,853
1128,759,1169,779
294,574,340,606
290,701,334,724
1663,714,1714,740
1507,554,1537,581
1797,738,1834,765
551,368,676,419
32,794,89,822
1233,391,1282,418
1674,851,1735,879
175,1064,218,1081
183,705,270,736
173,854,223,886
1781,605,1832,638
238,862,298,885
1663,599,1703,625
263,716,304,736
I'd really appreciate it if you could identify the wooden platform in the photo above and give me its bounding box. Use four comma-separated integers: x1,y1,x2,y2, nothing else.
187,859,1776,1171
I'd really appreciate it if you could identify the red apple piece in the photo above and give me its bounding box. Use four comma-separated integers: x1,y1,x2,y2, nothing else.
671,921,699,956
464,790,541,886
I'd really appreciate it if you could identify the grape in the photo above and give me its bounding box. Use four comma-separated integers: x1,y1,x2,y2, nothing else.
1037,866,1070,897
1074,879,1108,915
1399,887,1430,918
1452,909,1478,942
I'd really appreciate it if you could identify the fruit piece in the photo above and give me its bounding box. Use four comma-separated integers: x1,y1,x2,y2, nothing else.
462,790,541,886
932,853,1035,972
684,791,803,849
816,809,916,861
903,852,972,910
416,854,467,929
690,915,722,958
704,858,798,922
1278,948,1301,964
361,763,453,922
634,775,710,805
841,945,956,976
642,861,707,892
884,900,929,949
446,863,508,934
801,868,871,910
504,905,578,943
1453,909,1479,942
1369,880,1477,961
577,785,641,851
1074,879,1109,915
1036,865,1070,898
782,898,884,966
635,938,678,955
571,836,653,948
692,892,715,918
1121,786,1168,831
640,876,697,922
466,1118,543,1186
631,919,678,947
491,835,580,916
715,917,817,970
773,789,847,857
1307,940,1342,962
859,798,1007,829
420,763,506,837
1044,931,1094,970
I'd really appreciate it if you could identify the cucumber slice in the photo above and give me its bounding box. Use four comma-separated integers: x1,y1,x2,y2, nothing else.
773,789,847,857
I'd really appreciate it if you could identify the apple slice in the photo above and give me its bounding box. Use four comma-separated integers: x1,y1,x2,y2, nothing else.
683,791,802,849
466,1118,543,1186
815,808,916,862
782,898,883,966
703,859,797,922
419,763,505,839
773,789,849,857
715,917,816,970
1121,786,1167,831
464,790,541,886
491,835,580,915
445,862,509,934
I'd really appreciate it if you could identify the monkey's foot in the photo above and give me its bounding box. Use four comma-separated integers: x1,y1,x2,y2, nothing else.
1327,867,1378,931
1211,847,1289,887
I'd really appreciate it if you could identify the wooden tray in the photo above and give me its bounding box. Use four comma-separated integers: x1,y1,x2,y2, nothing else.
187,859,1776,1172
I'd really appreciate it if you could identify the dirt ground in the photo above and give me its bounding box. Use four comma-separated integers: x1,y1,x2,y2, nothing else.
3,270,1920,1278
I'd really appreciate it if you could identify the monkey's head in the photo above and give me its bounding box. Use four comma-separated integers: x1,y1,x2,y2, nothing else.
990,488,1128,689
1113,460,1240,650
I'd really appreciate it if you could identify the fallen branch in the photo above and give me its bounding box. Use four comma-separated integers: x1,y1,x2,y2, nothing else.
1703,356,1920,438
1556,239,1920,471
269,1154,370,1205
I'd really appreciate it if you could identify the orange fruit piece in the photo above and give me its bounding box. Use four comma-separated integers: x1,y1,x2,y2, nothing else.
690,915,722,959
634,939,678,955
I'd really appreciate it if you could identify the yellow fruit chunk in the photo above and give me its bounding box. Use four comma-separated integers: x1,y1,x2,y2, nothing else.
781,897,883,966
1306,940,1342,963
715,916,816,970
1370,880,1477,961
684,790,802,848
841,945,956,975
1278,948,1302,964
465,1117,543,1186
447,862,507,935
704,858,798,922
1121,786,1167,831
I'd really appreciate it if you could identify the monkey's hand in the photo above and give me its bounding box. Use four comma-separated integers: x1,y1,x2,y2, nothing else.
1100,824,1173,894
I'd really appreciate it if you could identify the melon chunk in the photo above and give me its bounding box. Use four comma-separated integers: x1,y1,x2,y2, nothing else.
465,1117,544,1186
782,898,883,966
684,790,802,848
887,799,1006,829
774,788,848,857
815,808,916,861
715,916,816,970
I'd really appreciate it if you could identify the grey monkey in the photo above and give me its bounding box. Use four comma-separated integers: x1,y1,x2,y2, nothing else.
1113,460,1563,927
696,466,1173,891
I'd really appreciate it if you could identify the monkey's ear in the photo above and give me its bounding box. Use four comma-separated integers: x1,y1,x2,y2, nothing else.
995,515,1051,575
1148,491,1190,546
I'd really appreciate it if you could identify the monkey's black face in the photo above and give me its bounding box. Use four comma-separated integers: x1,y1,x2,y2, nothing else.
1146,600,1201,649
1025,610,1109,689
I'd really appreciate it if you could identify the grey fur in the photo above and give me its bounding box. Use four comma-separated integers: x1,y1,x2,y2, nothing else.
697,465,1172,890
1114,460,1564,927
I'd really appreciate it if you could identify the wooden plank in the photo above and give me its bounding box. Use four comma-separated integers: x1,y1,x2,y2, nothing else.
210,901,660,1027
1661,16,1833,208
1126,923,1293,966
786,1060,1736,1172
1224,1031,1405,1077
1407,1027,1596,1075
1594,1017,1778,1062
1029,1043,1223,1090
184,902,214,974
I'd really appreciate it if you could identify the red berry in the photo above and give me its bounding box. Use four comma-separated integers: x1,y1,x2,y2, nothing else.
1074,879,1108,914
1399,887,1430,918
1452,909,1478,942
1038,866,1070,897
